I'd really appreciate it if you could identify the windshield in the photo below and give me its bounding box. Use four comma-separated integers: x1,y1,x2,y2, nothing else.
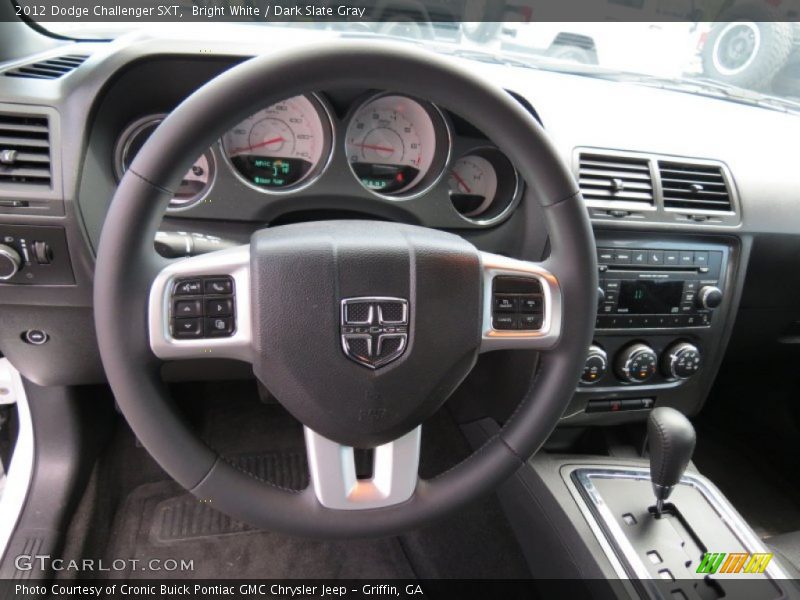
30,8,800,109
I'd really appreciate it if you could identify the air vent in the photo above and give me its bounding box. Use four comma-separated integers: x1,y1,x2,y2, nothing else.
578,153,654,205
658,161,732,212
0,114,51,188
3,54,88,80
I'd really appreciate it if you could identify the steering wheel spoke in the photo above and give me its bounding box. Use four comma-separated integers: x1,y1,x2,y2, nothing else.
148,245,253,362
304,426,421,510
479,251,563,352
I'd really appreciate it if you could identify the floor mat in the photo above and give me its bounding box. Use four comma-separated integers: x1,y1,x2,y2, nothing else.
105,478,416,580
68,381,530,580
693,426,800,539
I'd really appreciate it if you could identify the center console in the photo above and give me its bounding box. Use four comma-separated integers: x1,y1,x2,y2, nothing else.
562,233,739,425
463,410,795,600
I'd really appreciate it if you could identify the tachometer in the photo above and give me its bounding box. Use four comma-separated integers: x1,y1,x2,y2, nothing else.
345,94,448,196
221,94,332,192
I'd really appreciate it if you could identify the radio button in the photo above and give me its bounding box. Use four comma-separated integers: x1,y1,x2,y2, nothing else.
664,251,679,265
693,251,709,267
598,248,614,263
603,279,621,292
683,291,696,303
648,251,664,265
614,251,632,264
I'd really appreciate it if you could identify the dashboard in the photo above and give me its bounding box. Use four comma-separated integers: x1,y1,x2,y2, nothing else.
2,30,800,427
112,90,521,226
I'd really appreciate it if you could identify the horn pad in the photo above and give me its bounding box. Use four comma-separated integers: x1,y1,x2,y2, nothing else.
250,221,483,447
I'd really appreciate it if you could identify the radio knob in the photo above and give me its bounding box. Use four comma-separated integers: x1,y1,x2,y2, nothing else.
695,286,723,309
581,344,608,384
0,244,22,280
615,343,658,383
663,342,702,380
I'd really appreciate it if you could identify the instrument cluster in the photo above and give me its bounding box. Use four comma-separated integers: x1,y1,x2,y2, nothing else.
113,92,522,226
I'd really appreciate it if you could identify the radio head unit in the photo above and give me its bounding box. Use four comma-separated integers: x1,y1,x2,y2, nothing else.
597,246,724,330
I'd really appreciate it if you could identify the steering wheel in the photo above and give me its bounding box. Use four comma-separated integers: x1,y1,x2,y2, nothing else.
94,41,596,538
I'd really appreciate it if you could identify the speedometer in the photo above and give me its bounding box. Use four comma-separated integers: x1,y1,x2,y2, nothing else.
221,94,332,192
345,94,449,197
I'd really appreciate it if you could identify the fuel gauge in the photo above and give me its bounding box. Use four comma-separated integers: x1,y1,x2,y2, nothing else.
448,155,497,217
448,148,519,224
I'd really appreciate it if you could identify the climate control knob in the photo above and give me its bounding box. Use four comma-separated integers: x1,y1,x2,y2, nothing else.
0,244,22,280
663,342,702,380
695,286,723,309
581,344,608,384
615,343,658,383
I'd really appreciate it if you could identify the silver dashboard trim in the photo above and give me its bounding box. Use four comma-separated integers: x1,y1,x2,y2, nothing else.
479,251,562,352
148,245,253,362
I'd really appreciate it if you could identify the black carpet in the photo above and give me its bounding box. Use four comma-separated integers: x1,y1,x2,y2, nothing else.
60,380,530,580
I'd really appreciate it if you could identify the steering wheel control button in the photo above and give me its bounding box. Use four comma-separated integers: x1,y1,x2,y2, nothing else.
206,298,233,317
175,299,202,317
520,296,543,312
493,314,517,330
340,297,409,369
493,296,516,312
174,318,203,338
204,278,233,295
520,314,543,329
170,275,236,339
206,317,234,337
23,329,49,345
491,276,545,332
174,279,203,295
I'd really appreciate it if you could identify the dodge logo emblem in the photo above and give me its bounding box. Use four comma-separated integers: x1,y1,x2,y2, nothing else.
340,297,409,369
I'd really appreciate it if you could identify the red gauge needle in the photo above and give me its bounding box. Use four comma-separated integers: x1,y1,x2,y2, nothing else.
354,142,394,153
451,170,472,194
233,136,286,154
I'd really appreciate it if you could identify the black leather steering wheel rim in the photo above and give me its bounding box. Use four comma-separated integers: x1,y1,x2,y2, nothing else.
94,41,597,538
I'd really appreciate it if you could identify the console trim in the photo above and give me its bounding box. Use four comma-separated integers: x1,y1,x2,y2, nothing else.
0,359,35,563
563,466,790,589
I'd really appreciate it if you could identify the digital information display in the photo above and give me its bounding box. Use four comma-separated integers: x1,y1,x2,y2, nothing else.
618,281,684,314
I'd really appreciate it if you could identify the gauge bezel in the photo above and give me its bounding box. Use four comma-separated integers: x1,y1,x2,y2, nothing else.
343,92,452,201
114,114,217,213
449,146,522,226
218,92,335,196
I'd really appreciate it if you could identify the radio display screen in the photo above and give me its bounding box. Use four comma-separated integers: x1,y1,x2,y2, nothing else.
618,281,683,314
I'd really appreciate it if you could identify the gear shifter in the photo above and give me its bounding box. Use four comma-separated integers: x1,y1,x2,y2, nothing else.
647,407,696,515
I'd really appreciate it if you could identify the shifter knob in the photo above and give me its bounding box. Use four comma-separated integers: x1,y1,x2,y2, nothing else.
647,407,696,514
